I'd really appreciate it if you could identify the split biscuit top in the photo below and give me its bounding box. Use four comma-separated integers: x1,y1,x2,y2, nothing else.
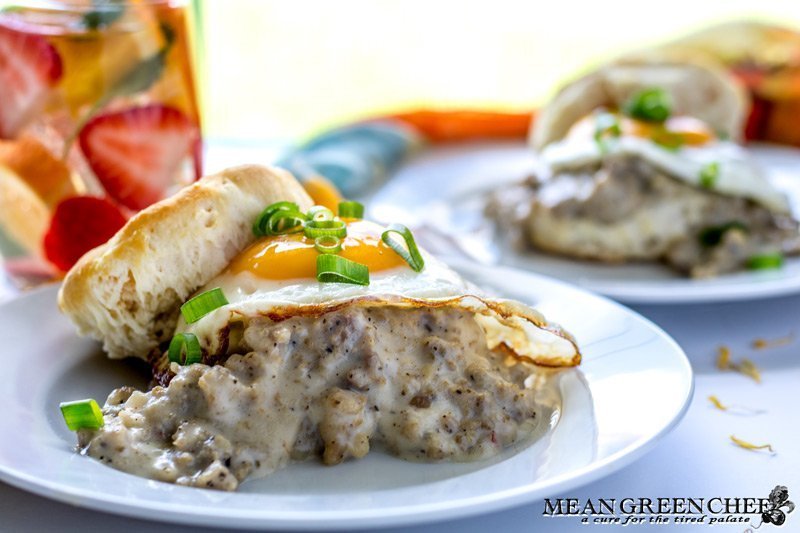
58,164,313,360
530,58,748,151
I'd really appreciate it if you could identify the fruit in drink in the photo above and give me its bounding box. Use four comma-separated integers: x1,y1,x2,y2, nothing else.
78,104,200,210
43,195,127,271
0,22,63,138
0,134,74,205
0,164,50,254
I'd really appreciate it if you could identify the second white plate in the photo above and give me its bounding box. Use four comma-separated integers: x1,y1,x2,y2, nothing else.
370,142,800,304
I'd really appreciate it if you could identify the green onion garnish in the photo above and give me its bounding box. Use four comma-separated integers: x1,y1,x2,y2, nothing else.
316,254,369,285
307,205,334,223
338,201,365,219
315,235,342,254
381,223,425,272
168,332,202,365
699,162,720,189
747,253,784,270
60,399,104,431
698,221,748,247
651,129,684,152
304,219,347,239
253,201,303,236
624,88,672,123
180,288,228,324
594,112,621,154
267,211,306,235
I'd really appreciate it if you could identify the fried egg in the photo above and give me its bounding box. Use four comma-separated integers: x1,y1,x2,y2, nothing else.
540,113,790,214
175,219,580,368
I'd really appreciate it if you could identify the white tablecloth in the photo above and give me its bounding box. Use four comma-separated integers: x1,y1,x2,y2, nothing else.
1,288,798,532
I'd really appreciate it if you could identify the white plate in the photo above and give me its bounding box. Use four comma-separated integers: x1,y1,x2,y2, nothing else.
0,268,692,530
369,142,800,304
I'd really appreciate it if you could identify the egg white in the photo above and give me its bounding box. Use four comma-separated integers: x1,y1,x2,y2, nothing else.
175,252,580,367
178,251,478,339
209,251,474,310
540,135,790,214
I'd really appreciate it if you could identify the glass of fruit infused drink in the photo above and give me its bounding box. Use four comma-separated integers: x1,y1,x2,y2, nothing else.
0,0,202,290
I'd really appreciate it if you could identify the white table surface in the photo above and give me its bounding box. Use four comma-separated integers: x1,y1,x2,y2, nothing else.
2,144,799,531
1,288,798,532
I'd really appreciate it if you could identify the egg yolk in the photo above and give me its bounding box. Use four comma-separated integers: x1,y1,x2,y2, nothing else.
228,219,408,280
302,175,342,211
626,116,714,147
569,112,715,147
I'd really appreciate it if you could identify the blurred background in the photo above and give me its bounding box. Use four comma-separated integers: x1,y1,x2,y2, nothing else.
198,0,800,142
2,0,800,290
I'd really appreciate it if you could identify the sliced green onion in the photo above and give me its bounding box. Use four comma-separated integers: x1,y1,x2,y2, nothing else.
60,399,104,431
304,219,347,239
168,332,202,365
698,221,748,247
315,235,342,254
253,201,299,234
267,211,306,235
307,205,334,223
338,201,365,219
253,201,303,236
594,112,621,154
381,223,425,272
651,128,684,152
316,254,369,285
624,88,672,123
747,253,784,270
180,288,228,324
699,162,720,189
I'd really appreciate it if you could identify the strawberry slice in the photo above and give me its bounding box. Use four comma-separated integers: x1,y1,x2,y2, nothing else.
78,105,200,210
43,196,128,272
0,21,63,138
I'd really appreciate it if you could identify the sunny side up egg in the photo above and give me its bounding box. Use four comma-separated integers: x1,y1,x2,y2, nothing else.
172,217,580,368
228,220,407,281
541,112,791,214
186,219,479,320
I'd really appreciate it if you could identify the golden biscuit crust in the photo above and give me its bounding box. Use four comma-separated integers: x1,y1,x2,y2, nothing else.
58,164,313,360
531,59,748,150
